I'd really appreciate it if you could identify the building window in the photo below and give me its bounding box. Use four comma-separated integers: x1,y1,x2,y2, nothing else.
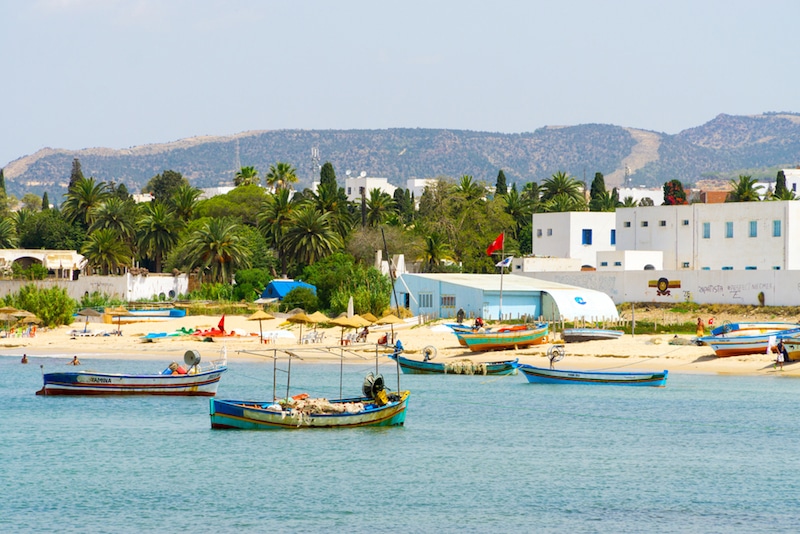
682,220,689,226
725,221,733,238
623,221,631,228
347,187,351,195
641,221,648,227
582,229,592,245
419,293,433,308
547,228,553,236
703,222,711,239
749,221,757,238
600,261,608,267
682,262,690,268
745,266,757,270
610,229,616,245
613,261,622,266
722,266,733,270
659,220,666,227
702,267,710,270
536,229,542,238
773,266,782,270
773,220,781,237
441,295,455,307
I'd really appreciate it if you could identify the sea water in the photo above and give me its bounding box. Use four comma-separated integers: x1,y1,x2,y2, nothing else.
2,354,800,533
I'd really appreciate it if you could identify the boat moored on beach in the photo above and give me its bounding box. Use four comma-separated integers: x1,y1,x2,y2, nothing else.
562,328,624,343
454,323,549,352
389,349,518,375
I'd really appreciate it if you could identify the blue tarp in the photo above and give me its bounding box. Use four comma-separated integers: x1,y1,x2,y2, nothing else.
261,280,317,300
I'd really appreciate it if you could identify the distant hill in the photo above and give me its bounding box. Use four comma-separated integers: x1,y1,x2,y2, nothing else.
4,112,800,199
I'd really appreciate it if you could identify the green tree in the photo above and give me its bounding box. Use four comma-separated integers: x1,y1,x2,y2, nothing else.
637,197,653,207
81,228,132,275
393,188,415,224
521,182,543,213
592,190,621,212
183,218,252,284
366,188,396,227
89,196,138,246
495,170,508,195
17,209,85,250
3,284,76,328
62,177,110,227
419,232,454,272
20,193,41,212
234,166,259,187
67,158,84,192
503,187,532,240
662,179,688,205
726,175,763,202
775,170,788,197
280,287,319,313
258,188,297,276
303,180,353,238
196,184,268,226
282,206,343,267
588,172,607,211
541,171,585,206
265,162,298,191
320,162,337,189
456,175,485,201
169,184,202,222
137,202,184,272
41,192,50,210
143,170,189,202
0,218,18,248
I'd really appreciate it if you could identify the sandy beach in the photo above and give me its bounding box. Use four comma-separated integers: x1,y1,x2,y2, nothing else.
4,313,794,376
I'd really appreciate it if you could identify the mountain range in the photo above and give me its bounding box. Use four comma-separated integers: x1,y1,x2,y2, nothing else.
3,112,800,199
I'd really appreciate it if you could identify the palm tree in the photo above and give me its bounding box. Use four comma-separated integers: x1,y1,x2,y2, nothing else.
541,171,585,205
0,217,18,248
137,202,184,272
184,218,251,284
727,175,763,202
503,188,532,239
282,206,343,266
234,166,259,187
81,228,131,275
418,232,454,272
455,175,485,202
304,181,354,238
592,190,621,212
170,184,202,221
258,188,296,276
366,188,397,227
543,192,587,213
521,182,544,213
62,177,109,227
88,197,137,241
265,162,298,191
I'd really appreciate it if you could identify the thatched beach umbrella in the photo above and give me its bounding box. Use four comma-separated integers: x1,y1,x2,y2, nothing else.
77,308,102,332
287,312,314,342
376,313,405,344
330,315,361,345
248,310,275,344
361,312,378,324
106,306,132,335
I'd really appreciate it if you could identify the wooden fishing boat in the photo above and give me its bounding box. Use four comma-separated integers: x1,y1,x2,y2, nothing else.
562,328,624,343
36,350,227,396
707,321,800,338
456,323,549,352
388,352,518,375
698,329,800,358
210,390,409,430
518,364,668,387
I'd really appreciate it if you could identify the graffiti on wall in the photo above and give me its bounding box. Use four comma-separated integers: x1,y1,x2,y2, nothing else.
648,277,681,296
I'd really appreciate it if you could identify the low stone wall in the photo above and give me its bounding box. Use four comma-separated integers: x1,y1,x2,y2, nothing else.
0,273,189,302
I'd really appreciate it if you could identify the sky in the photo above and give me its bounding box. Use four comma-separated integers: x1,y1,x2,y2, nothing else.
2,0,799,167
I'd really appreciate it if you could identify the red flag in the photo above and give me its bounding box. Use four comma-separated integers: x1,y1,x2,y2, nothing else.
217,314,225,332
486,232,504,256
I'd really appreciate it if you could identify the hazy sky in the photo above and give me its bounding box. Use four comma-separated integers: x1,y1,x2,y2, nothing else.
2,0,798,167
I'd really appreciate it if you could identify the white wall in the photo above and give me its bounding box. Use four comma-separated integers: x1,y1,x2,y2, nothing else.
532,212,616,268
0,274,189,302
596,250,663,271
344,177,397,202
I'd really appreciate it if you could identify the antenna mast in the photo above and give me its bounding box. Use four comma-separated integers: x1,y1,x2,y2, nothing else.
311,147,320,183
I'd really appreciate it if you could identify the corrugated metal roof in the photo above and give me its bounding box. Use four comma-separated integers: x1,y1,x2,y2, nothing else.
403,273,581,292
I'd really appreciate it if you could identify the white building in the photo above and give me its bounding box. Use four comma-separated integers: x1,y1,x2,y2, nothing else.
344,174,397,202
616,186,662,206
531,212,617,269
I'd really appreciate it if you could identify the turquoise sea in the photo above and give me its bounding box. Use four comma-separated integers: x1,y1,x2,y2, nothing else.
3,353,800,533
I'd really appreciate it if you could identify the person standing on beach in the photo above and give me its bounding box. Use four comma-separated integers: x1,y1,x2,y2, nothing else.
696,318,705,337
776,340,787,371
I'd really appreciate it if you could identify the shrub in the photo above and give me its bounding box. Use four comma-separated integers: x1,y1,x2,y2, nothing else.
280,287,319,313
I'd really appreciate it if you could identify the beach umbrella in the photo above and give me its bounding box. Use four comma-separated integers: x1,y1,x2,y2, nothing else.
106,306,132,334
361,312,378,324
20,316,41,324
330,315,361,344
350,315,372,328
11,310,35,318
248,310,275,344
0,306,18,314
77,308,102,332
376,313,405,344
347,296,354,318
306,311,329,331
286,312,313,342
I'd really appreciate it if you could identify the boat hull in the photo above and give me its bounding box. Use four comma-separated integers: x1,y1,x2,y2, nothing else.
209,391,410,430
36,367,227,396
389,354,518,375
562,328,624,343
698,327,800,357
457,324,549,352
518,364,667,387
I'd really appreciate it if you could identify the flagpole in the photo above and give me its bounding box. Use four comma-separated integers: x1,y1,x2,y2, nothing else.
499,233,504,322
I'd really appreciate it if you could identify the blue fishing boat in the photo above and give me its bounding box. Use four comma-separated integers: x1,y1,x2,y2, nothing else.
388,352,518,375
37,350,227,396
518,364,668,387
455,323,549,352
